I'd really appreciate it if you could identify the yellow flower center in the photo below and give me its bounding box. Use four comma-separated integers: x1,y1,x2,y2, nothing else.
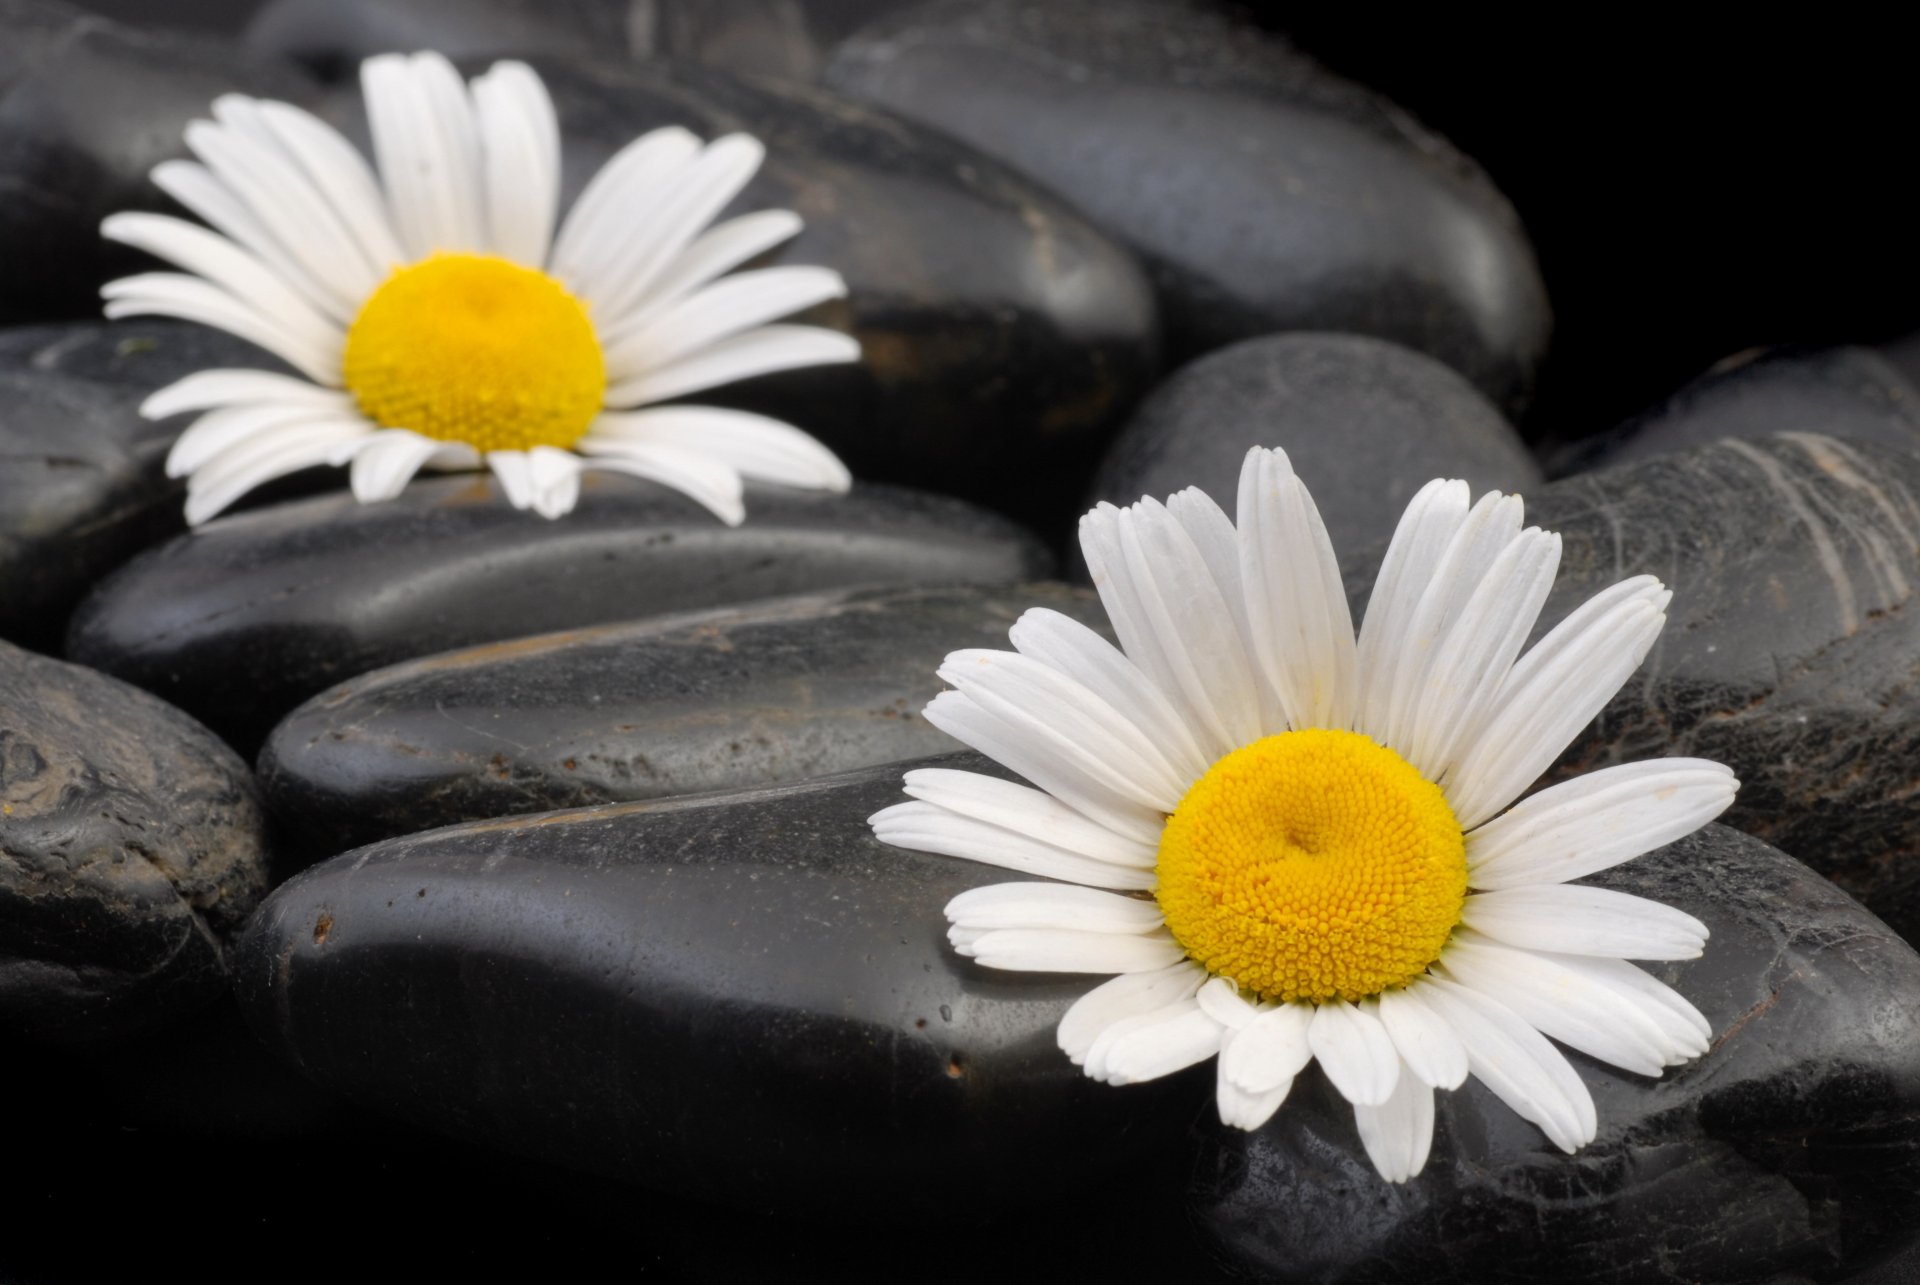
1155,728,1466,1004
342,253,606,452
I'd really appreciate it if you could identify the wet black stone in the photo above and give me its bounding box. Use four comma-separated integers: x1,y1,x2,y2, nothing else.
319,53,1160,528
1087,333,1541,563
0,640,267,1043
0,0,318,320
1189,824,1920,1285
1548,346,1920,477
231,754,1206,1216
1513,435,1920,947
823,0,1549,412
66,474,1051,757
0,320,284,652
259,581,1106,863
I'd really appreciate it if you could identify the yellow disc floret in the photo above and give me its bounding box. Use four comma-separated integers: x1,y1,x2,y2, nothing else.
343,252,605,453
1155,728,1466,1004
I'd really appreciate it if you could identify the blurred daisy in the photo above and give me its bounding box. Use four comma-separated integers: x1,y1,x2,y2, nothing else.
871,447,1737,1182
101,51,858,526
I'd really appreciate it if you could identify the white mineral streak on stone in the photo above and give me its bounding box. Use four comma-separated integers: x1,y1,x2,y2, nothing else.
1779,432,1920,608
1722,438,1859,634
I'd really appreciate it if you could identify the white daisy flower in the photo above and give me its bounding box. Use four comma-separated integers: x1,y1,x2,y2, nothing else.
871,446,1738,1183
100,51,860,526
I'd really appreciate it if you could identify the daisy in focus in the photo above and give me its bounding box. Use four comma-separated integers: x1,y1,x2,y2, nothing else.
101,52,859,526
870,446,1737,1182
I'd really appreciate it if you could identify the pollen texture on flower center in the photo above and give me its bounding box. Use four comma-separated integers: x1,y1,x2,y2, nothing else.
1155,728,1467,1004
343,252,605,452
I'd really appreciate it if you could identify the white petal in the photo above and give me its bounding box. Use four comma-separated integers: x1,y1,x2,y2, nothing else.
1352,1062,1435,1183
141,369,349,421
148,159,345,321
526,444,583,519
347,429,469,503
549,125,702,284
590,134,768,322
471,60,559,265
1539,952,1712,1055
1461,885,1709,960
1307,999,1400,1106
1416,976,1597,1152
1094,1004,1225,1086
1445,578,1673,828
255,98,406,277
100,213,342,354
936,649,1192,812
1215,1032,1297,1131
920,691,1167,847
1006,608,1211,785
869,801,1155,891
1078,498,1261,760
945,883,1163,934
362,53,483,257
1466,758,1738,890
487,449,537,509
583,407,851,492
185,112,370,315
102,273,340,384
1195,977,1263,1029
601,210,805,340
1220,1002,1313,1094
167,401,359,478
1166,485,1291,735
1057,962,1205,1063
1437,936,1677,1076
183,421,370,524
898,769,1158,870
603,324,859,407
1355,478,1472,740
1373,986,1470,1090
603,266,847,381
1403,526,1562,780
965,927,1187,974
1373,490,1525,757
1235,447,1358,731
575,442,745,525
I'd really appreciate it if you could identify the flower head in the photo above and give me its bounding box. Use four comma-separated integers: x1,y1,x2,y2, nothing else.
102,52,860,525
871,447,1737,1182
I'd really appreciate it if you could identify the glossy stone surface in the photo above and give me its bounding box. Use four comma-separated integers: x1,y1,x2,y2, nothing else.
260,581,1105,862
0,641,267,1043
1190,824,1920,1284
824,0,1549,411
67,474,1049,756
321,53,1159,525
0,0,316,319
1088,333,1540,560
232,755,1206,1215
0,321,282,651
1513,435,1920,944
1552,346,1920,476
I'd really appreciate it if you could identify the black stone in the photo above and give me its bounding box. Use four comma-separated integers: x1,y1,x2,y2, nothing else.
321,54,1160,529
0,320,286,652
259,581,1105,863
1189,824,1920,1284
67,474,1051,756
0,0,318,320
1548,346,1920,477
0,640,267,1043
247,0,915,84
1087,333,1541,563
823,0,1549,412
231,754,1206,1215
